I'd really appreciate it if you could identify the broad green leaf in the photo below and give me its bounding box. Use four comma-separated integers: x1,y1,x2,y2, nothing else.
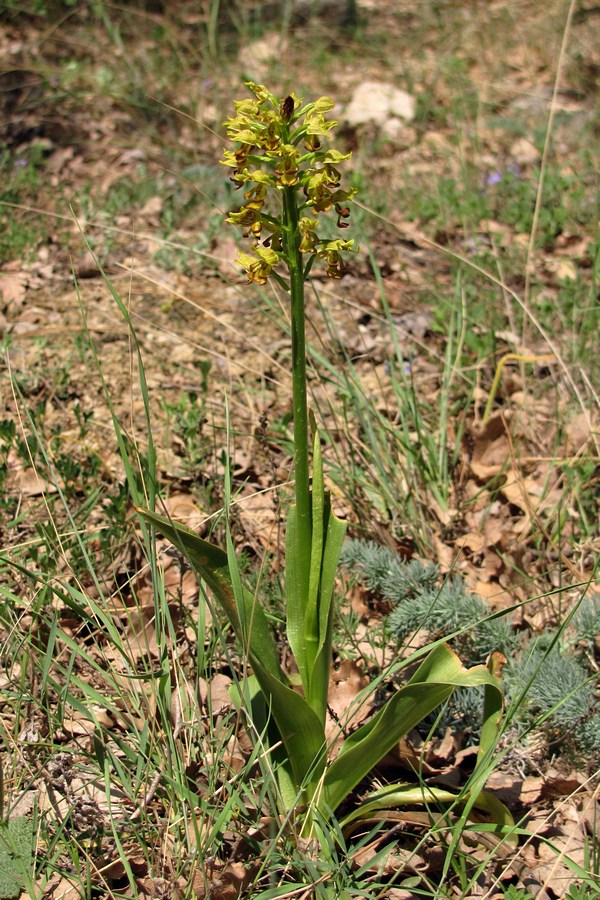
323,682,452,814
136,507,282,680
252,660,327,803
306,496,346,722
443,654,507,876
288,432,347,724
479,665,504,766
285,503,308,686
316,500,346,655
305,433,325,669
230,675,298,811
473,789,515,837
322,644,501,813
138,506,330,804
339,783,514,835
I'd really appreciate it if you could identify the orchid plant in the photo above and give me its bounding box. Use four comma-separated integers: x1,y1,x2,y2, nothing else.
137,83,506,837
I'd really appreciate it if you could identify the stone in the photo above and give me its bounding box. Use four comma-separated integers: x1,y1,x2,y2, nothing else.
381,118,417,146
344,80,416,127
510,137,540,165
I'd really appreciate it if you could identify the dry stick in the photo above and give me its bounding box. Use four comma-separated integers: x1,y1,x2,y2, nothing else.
482,352,557,424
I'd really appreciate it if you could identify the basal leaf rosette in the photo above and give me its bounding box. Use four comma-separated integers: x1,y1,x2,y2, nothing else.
220,82,357,284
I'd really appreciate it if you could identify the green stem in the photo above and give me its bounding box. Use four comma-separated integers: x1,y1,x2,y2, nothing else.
282,184,311,595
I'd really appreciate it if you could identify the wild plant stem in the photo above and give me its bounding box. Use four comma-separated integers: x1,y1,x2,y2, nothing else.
282,184,311,594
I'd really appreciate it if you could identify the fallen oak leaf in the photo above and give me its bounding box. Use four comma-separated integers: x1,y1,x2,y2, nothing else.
0,264,26,310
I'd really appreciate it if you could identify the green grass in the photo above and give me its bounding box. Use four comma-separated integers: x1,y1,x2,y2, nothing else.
0,143,49,264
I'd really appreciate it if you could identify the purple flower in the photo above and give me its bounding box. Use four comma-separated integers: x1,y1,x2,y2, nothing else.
486,170,503,187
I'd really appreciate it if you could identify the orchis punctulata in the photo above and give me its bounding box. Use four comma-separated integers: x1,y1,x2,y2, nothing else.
137,83,504,834
220,81,357,285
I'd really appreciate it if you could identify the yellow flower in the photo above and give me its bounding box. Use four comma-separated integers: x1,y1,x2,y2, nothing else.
236,247,281,284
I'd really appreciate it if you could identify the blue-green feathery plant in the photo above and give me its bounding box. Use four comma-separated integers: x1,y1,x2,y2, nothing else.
341,539,600,762
340,539,517,664
504,633,600,760
136,84,505,837
572,593,600,645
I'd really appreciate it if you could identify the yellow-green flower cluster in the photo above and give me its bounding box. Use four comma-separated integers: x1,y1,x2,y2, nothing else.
220,82,356,284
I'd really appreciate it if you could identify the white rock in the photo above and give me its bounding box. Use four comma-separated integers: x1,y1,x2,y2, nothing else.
510,137,540,165
242,32,286,78
345,80,416,127
382,118,416,146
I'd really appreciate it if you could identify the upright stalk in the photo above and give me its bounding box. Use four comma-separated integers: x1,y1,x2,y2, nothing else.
219,81,357,614
282,185,311,580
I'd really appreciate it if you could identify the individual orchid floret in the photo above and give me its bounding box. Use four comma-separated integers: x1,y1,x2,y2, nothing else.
236,246,281,285
298,217,319,253
245,81,277,104
317,239,356,278
274,144,301,187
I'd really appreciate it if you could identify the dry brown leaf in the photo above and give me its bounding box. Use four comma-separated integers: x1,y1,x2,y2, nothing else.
485,771,524,807
122,604,160,659
565,411,593,454
200,861,253,900
222,734,246,773
0,264,26,309
62,710,97,738
473,581,515,608
235,487,280,551
544,256,578,281
426,727,456,767
14,467,58,497
454,531,486,554
541,768,586,799
208,673,233,716
42,875,82,899
520,776,545,806
500,467,546,514
347,582,372,619
432,534,455,570
471,432,510,480
327,658,369,745
162,558,199,605
386,891,418,900
8,448,57,496
426,491,454,526
351,843,424,878
162,493,207,532
140,195,162,221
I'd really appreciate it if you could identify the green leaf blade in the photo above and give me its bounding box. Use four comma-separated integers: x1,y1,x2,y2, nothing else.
252,661,327,804
306,498,346,722
285,504,309,687
322,644,502,813
136,506,282,680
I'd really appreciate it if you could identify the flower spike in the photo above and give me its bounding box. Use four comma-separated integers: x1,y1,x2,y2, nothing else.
221,82,357,284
